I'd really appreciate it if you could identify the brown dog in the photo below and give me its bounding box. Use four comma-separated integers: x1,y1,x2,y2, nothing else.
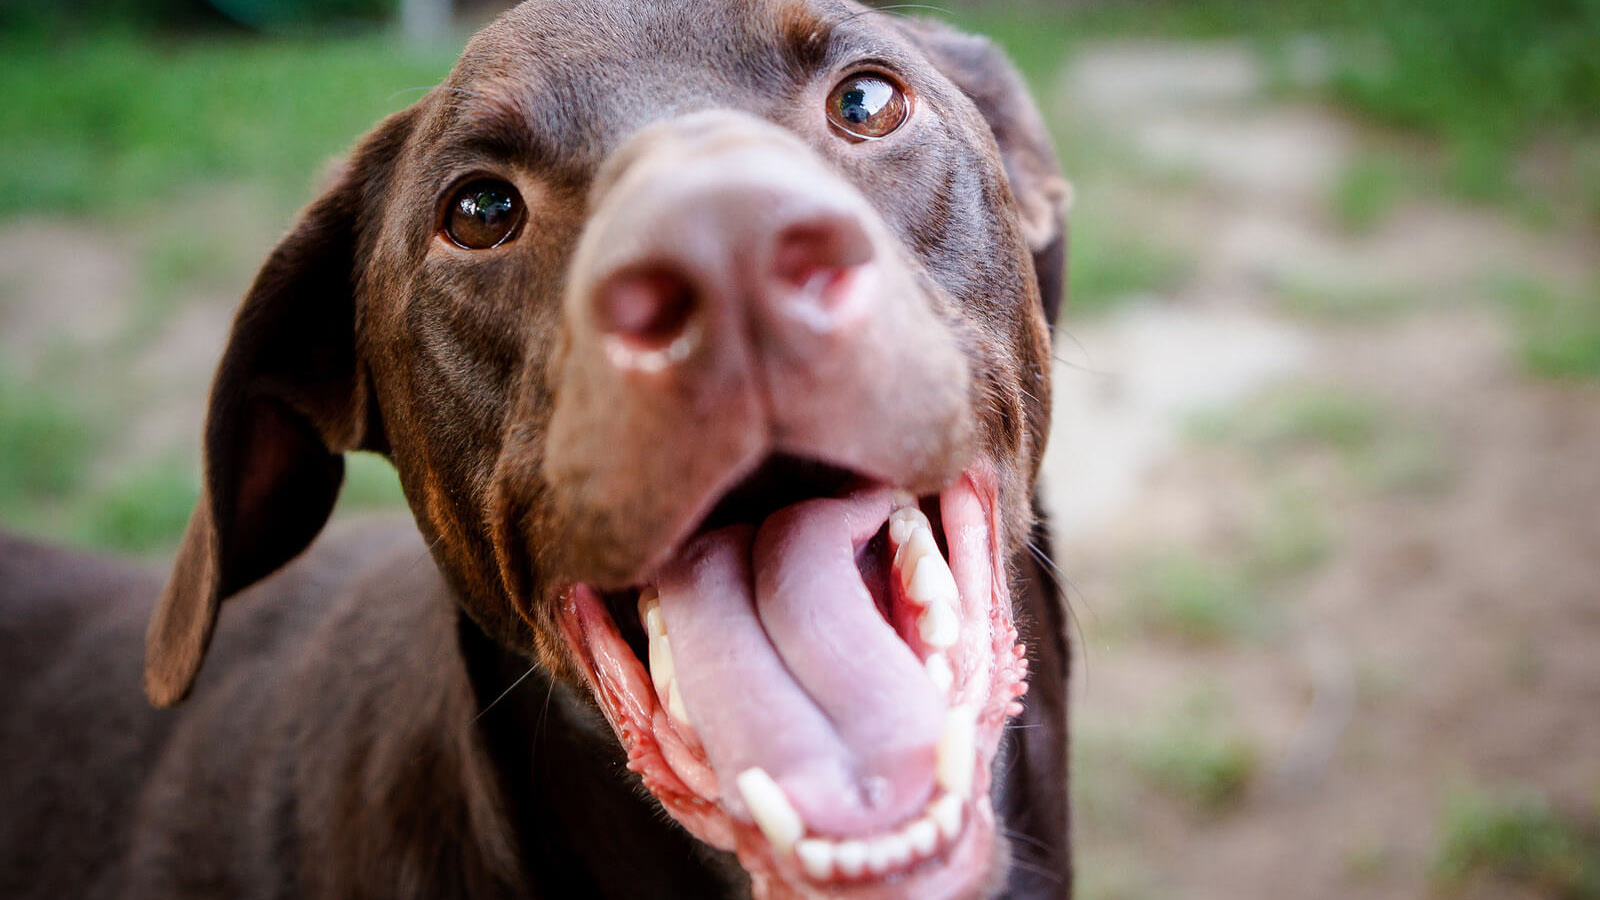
0,2,1070,897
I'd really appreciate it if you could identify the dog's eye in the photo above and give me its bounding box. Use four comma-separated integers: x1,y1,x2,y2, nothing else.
826,73,909,141
444,179,524,249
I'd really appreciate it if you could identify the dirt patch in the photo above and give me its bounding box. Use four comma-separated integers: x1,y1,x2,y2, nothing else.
1046,41,1600,900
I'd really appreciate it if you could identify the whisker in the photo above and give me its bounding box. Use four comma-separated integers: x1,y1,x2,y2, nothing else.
473,663,538,723
1001,826,1056,855
1005,855,1066,885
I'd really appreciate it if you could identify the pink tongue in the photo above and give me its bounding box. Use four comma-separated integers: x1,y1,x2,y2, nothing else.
656,488,943,836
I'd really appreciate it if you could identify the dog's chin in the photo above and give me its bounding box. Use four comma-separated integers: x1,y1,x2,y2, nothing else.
556,460,1028,900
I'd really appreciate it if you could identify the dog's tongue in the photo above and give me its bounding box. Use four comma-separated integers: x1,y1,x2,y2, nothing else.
657,488,944,836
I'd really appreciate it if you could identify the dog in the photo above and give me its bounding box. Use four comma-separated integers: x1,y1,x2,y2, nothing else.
0,1,1071,897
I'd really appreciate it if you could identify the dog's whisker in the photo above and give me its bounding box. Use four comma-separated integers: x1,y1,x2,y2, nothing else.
1004,855,1067,885
473,663,538,723
1001,825,1057,856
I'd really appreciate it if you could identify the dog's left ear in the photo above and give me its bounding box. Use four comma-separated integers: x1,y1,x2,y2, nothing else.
144,108,416,707
900,18,1071,326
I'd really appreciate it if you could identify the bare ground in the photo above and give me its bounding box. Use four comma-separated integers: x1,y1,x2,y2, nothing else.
1046,43,1600,900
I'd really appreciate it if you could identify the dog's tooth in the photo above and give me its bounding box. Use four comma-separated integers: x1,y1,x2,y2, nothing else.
834,840,869,878
891,489,917,509
640,589,665,639
929,794,964,841
905,548,959,610
905,818,939,857
888,506,930,550
865,834,912,875
667,679,690,727
936,707,976,798
735,768,805,855
795,839,834,880
647,633,674,700
917,599,960,649
924,652,954,695
895,528,941,596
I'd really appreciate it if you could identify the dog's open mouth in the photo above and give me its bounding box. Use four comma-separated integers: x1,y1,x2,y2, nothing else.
558,458,1028,898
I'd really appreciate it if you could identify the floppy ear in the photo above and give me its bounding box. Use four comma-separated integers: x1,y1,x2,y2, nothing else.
900,18,1072,327
144,108,416,707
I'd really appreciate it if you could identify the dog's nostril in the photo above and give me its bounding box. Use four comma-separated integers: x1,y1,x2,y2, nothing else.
596,266,699,351
769,215,874,292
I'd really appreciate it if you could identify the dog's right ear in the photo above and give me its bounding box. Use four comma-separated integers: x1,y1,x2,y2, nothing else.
144,108,417,707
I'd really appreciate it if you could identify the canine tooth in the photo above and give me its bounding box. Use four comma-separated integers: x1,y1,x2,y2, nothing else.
795,839,834,880
918,600,959,649
896,528,941,595
906,550,959,609
889,506,929,546
640,589,665,638
906,819,939,857
667,680,690,727
736,768,805,855
866,834,912,874
936,707,976,798
929,794,963,841
891,489,917,509
648,633,675,699
925,653,954,695
835,840,868,878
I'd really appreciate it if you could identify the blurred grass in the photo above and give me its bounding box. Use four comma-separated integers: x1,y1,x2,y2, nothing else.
1067,221,1192,317
1491,274,1600,381
1191,384,1455,494
0,371,97,511
1271,269,1410,323
1123,551,1259,644
1132,689,1260,814
0,32,454,216
952,0,1600,220
1432,787,1600,899
1329,153,1406,234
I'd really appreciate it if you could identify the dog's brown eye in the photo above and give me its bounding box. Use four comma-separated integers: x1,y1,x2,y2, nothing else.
826,73,910,141
444,179,524,249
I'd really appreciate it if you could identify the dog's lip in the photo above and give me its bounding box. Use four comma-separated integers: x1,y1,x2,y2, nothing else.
555,462,1027,898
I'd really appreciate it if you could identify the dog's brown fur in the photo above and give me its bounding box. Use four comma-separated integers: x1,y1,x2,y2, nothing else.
0,2,1070,897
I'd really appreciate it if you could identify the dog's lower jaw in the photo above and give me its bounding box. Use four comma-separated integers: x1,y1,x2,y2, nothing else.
557,464,1028,900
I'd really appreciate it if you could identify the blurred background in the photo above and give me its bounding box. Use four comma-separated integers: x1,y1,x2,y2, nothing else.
1,0,1597,896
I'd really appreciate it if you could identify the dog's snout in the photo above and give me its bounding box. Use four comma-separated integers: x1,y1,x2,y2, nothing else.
594,266,701,369
548,112,973,544
766,211,876,332
583,172,878,374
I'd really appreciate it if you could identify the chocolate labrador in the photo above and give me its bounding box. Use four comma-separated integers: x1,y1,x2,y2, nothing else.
0,1,1071,897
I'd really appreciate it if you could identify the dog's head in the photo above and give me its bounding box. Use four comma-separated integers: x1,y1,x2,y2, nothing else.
145,1,1066,896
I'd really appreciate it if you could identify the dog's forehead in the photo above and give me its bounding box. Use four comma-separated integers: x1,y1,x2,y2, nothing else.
433,0,932,168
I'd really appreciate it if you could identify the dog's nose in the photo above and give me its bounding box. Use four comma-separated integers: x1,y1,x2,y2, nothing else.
588,187,877,373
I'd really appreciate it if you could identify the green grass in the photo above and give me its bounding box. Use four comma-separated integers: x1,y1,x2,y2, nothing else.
1330,0,1600,200
1329,153,1406,234
1123,551,1260,644
1132,690,1260,813
1273,269,1412,322
1492,275,1600,381
1192,384,1454,500
946,0,1600,221
1432,787,1600,899
1191,386,1386,456
79,457,200,553
1244,483,1333,581
0,33,455,217
1067,220,1192,318
338,451,409,511
0,373,98,511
